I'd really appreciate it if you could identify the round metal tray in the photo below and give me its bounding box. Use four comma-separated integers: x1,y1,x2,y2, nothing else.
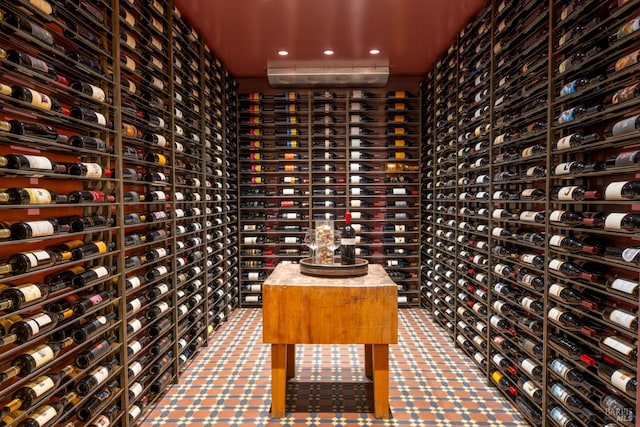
299,257,369,277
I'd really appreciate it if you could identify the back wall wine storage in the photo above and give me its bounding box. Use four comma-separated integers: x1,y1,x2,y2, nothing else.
421,0,639,426
237,87,422,308
0,0,239,426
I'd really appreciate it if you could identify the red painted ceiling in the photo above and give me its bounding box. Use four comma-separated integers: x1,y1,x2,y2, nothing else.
173,0,487,78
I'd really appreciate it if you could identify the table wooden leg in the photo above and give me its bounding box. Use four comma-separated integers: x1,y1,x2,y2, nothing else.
286,344,295,379
364,344,373,379
271,344,287,418
372,344,389,419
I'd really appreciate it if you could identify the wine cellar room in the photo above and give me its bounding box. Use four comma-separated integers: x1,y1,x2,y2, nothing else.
0,0,639,426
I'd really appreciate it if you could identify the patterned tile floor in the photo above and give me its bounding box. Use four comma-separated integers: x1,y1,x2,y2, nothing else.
142,308,526,426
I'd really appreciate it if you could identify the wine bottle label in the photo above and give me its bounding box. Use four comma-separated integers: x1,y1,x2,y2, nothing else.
521,274,538,288
31,345,55,368
615,150,640,166
88,266,109,280
524,166,539,176
129,298,142,312
493,300,506,312
27,376,55,398
130,381,143,398
25,220,55,238
611,115,640,135
156,301,170,313
24,188,52,204
520,254,537,264
129,340,142,354
29,405,58,425
521,297,535,310
549,211,564,222
25,87,53,110
548,308,564,323
548,235,564,247
520,358,538,376
284,237,297,244
555,135,576,151
550,383,571,403
130,361,143,377
521,380,538,398
548,259,564,270
602,336,634,356
607,309,636,329
550,407,572,425
491,228,507,237
248,272,260,280
472,336,484,346
557,186,579,200
554,162,574,175
87,84,106,102
476,241,488,250
128,276,141,289
610,369,633,390
492,353,505,366
603,181,629,200
91,365,110,385
474,352,484,364
92,241,107,254
622,248,640,262
550,359,571,378
604,213,626,230
130,405,142,419
456,335,467,346
341,238,356,245
490,316,504,328
548,284,565,297
23,155,54,171
127,319,142,334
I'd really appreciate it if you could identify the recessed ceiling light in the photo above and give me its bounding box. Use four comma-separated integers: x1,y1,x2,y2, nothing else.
323,49,334,55
369,49,381,55
278,50,288,56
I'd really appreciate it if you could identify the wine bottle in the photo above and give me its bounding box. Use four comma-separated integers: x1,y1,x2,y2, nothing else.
549,210,583,226
77,379,119,421
71,265,116,288
552,132,599,151
72,312,116,343
75,335,116,368
599,335,637,362
0,364,74,418
75,359,118,395
597,363,637,398
68,190,114,203
17,391,77,427
71,241,115,260
4,308,73,345
70,135,109,152
551,185,599,201
603,181,640,200
600,394,635,427
0,337,74,384
11,85,67,114
0,281,68,313
0,188,67,205
0,249,58,277
605,115,640,138
9,218,65,240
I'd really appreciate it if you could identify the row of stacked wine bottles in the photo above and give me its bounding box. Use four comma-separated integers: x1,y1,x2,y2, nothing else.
0,0,238,426
237,88,421,307
422,0,639,426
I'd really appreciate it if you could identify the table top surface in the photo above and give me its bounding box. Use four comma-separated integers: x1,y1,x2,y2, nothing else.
263,263,396,288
